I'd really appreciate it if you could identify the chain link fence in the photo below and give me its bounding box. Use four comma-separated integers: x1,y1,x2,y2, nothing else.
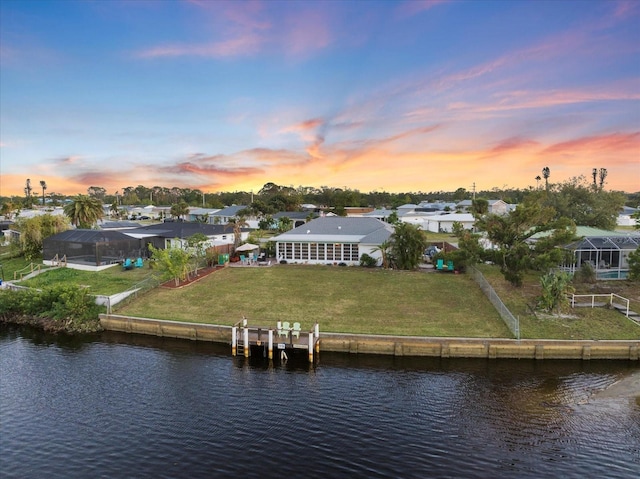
468,265,520,339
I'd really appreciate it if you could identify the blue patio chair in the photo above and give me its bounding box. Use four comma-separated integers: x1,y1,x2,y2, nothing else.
447,260,454,271
436,259,444,270
122,258,133,270
240,254,246,265
135,257,143,268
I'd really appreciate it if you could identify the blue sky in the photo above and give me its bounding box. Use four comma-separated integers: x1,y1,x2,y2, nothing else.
1,0,638,197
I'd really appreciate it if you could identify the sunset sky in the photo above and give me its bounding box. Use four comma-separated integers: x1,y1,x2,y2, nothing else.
1,0,639,198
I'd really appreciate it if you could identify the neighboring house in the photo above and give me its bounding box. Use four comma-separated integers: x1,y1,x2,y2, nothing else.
423,213,476,233
188,207,219,223
363,208,395,222
457,199,509,215
343,207,375,216
207,205,248,225
556,227,640,280
272,216,393,266
273,211,316,229
99,220,143,230
416,201,457,213
123,222,249,253
617,206,638,227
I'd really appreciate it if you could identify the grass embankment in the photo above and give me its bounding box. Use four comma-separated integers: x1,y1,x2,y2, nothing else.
476,264,640,340
117,265,512,338
18,265,155,295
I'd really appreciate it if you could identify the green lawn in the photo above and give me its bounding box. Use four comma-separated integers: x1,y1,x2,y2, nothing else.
116,265,513,338
476,264,640,340
17,264,156,296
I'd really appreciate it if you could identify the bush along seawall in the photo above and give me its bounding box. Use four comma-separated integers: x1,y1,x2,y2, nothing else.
0,284,103,334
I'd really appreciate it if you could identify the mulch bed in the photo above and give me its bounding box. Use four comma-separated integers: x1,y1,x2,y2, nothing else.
160,265,223,289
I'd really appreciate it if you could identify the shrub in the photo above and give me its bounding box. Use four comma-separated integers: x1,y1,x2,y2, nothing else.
573,262,596,284
359,253,377,268
0,284,102,333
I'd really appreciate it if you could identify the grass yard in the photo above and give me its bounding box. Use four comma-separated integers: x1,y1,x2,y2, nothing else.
17,264,156,296
476,264,640,340
116,265,513,338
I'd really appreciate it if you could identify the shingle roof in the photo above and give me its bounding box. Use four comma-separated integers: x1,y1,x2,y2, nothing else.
123,222,233,238
272,216,392,243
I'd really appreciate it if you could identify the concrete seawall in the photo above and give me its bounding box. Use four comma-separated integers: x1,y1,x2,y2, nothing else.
100,314,640,360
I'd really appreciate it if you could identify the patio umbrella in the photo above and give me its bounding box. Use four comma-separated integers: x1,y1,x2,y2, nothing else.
235,243,259,252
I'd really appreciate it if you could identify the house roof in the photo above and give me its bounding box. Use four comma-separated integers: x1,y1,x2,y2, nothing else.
46,229,136,243
272,216,392,244
122,222,236,239
209,205,248,217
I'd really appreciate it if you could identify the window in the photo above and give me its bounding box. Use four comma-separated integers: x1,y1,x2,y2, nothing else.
284,242,293,260
326,243,334,261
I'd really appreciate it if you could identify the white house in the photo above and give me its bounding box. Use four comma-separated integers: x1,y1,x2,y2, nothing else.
617,206,638,227
424,213,476,233
272,216,393,266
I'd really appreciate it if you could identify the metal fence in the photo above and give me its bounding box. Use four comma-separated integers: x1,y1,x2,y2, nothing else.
468,265,520,340
108,275,161,314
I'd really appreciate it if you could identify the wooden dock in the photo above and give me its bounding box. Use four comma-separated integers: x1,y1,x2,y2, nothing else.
232,319,320,362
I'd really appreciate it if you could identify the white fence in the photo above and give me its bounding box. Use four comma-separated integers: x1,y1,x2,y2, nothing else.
570,293,630,318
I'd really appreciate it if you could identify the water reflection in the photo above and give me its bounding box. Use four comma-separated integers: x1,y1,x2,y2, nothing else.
1,325,638,479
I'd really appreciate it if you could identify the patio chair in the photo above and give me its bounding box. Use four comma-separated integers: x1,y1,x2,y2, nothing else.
292,322,301,339
436,259,444,271
122,258,133,270
279,321,291,338
134,257,143,268
447,260,454,271
239,254,246,265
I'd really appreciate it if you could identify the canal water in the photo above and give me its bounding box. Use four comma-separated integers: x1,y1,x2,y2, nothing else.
1,325,638,479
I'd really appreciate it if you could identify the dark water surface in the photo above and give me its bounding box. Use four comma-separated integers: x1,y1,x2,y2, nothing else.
1,325,639,479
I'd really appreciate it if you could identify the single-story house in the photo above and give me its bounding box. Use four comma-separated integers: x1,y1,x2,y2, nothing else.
272,216,393,266
617,206,638,227
457,199,510,215
273,211,317,229
423,213,476,233
557,227,640,280
123,222,249,253
207,205,248,225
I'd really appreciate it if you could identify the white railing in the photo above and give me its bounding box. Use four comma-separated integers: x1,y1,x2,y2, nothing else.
570,293,630,317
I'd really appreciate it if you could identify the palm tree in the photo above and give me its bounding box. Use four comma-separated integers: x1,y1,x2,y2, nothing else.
39,180,47,206
598,168,607,191
542,167,550,191
535,176,541,189
63,194,103,228
372,239,392,269
109,202,120,219
170,200,190,221
226,216,249,250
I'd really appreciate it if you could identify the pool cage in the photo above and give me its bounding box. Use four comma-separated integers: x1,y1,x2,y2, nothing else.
43,229,144,267
559,235,639,280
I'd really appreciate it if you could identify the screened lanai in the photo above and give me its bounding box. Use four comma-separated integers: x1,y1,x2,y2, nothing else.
43,229,143,270
560,234,640,280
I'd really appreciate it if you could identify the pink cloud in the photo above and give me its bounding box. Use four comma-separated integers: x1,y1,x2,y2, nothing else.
542,132,640,155
136,34,264,58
